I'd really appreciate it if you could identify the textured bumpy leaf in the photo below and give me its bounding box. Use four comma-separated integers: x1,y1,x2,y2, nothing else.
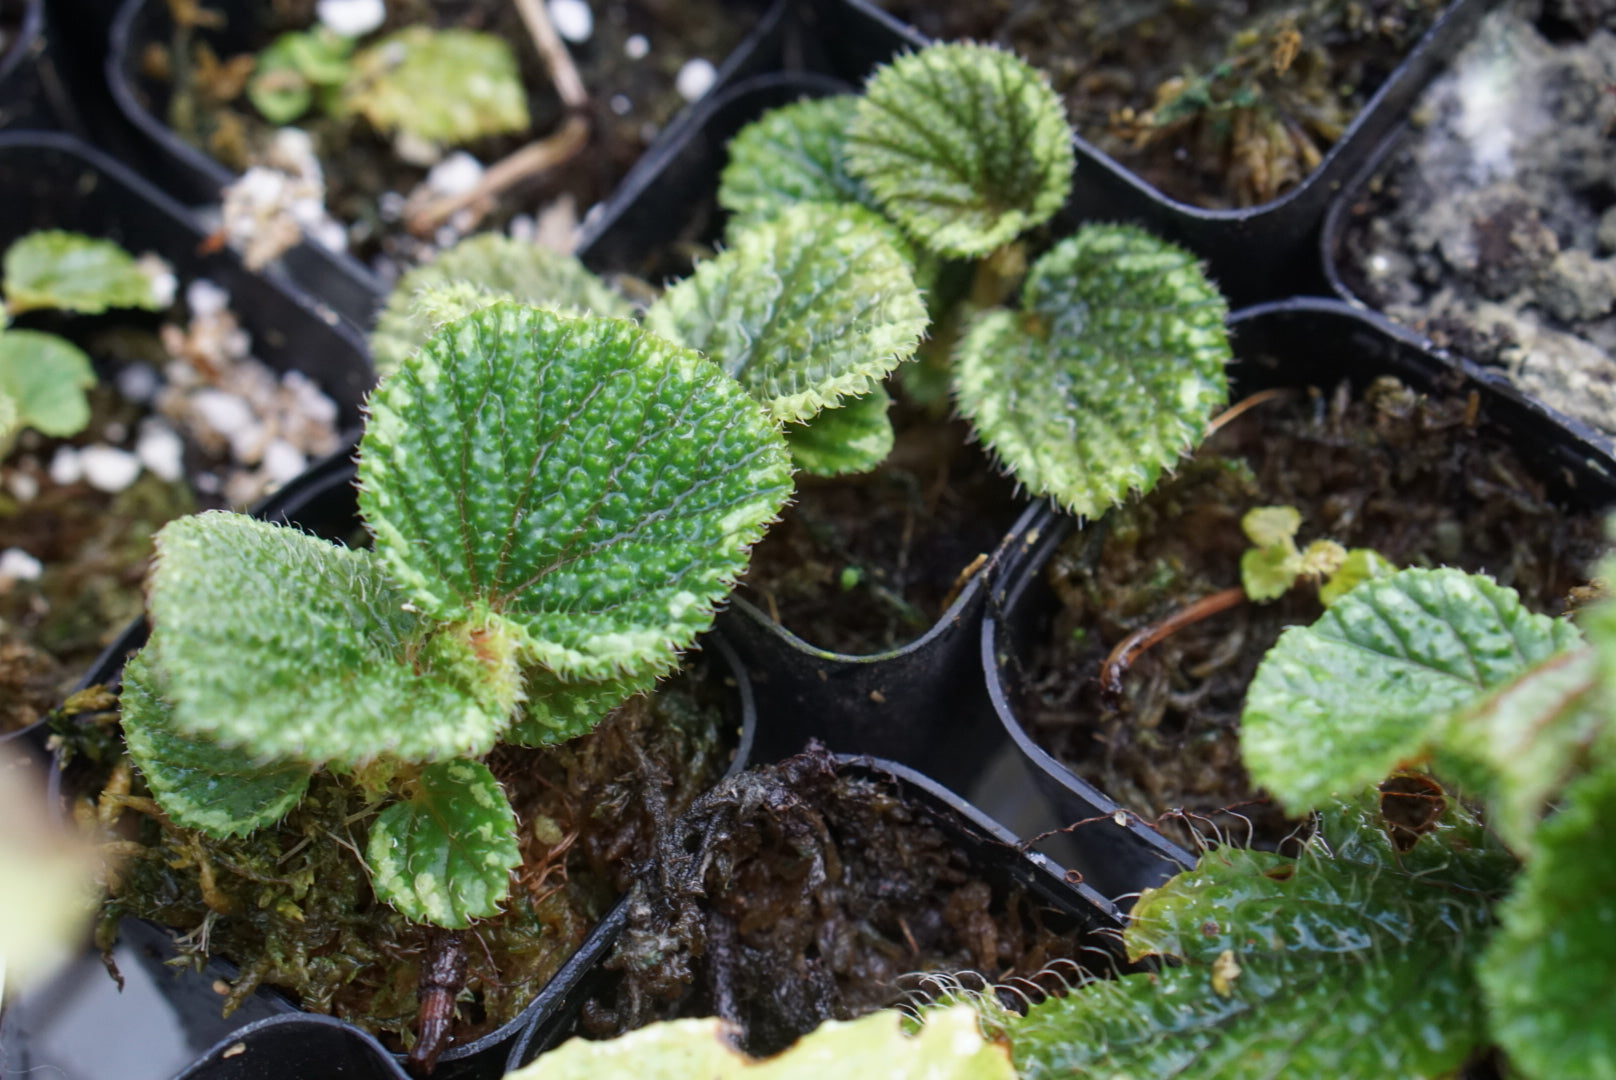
367,759,520,928
120,649,312,838
507,1006,1014,1080
718,95,877,227
4,231,164,314
502,666,657,747
347,28,528,145
1243,568,1581,813
359,304,793,680
370,234,632,375
1481,763,1616,1080
845,43,1073,257
146,513,517,766
953,224,1229,518
784,385,894,476
0,330,96,439
1008,793,1513,1080
645,204,927,424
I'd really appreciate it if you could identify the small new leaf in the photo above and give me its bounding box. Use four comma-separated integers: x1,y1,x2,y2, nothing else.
502,666,657,747
370,234,632,376
367,759,520,928
146,513,515,766
0,330,96,441
1242,568,1581,812
784,386,895,476
952,224,1229,518
645,204,927,424
249,28,355,124
846,43,1073,257
1318,547,1394,607
347,28,528,146
119,649,312,838
1241,505,1300,548
359,304,793,681
4,231,164,315
718,95,878,227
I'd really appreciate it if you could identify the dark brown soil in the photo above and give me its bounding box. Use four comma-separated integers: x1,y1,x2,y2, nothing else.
876,0,1446,209
1336,0,1616,439
739,397,1023,656
580,745,1114,1056
155,0,759,277
88,653,738,1053
1013,375,1604,851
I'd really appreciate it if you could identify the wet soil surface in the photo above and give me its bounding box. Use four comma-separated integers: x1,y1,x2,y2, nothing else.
739,398,1024,656
80,654,737,1053
1336,0,1616,439
579,745,1116,1056
876,0,1446,209
154,0,760,279
1012,376,1604,851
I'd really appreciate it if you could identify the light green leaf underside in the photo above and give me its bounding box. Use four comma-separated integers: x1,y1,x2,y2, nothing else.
0,330,96,439
784,385,894,476
508,1006,1014,1080
3,231,164,314
347,27,528,146
1009,793,1511,1080
120,648,312,838
502,665,657,747
358,304,793,681
366,759,520,928
645,204,927,424
146,513,511,766
1480,762,1616,1080
1242,568,1581,813
370,234,632,376
952,224,1229,518
846,43,1073,258
718,95,878,227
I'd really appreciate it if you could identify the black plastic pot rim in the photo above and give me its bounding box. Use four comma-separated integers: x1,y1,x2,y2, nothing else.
0,0,43,89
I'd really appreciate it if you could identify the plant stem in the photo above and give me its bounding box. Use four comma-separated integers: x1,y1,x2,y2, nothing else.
1099,585,1247,705
405,114,590,235
1203,386,1298,438
512,0,589,110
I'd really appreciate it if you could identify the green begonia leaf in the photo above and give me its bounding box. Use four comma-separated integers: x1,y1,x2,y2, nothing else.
1318,547,1394,607
347,28,528,146
119,648,312,838
0,330,96,440
645,204,927,424
1481,762,1616,1080
845,43,1073,258
508,1006,1014,1080
1240,542,1300,602
718,95,878,227
952,224,1229,518
146,513,517,766
1241,505,1300,548
370,234,632,376
4,231,164,315
502,666,657,747
1008,792,1513,1080
359,304,793,680
1243,568,1581,813
249,29,355,124
366,759,520,928
784,385,894,476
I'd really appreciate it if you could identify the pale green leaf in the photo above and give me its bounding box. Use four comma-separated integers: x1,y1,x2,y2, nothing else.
0,330,96,438
249,29,355,124
1242,568,1581,813
370,233,632,376
1009,792,1512,1080
784,385,894,476
1240,543,1300,602
146,512,515,766
508,1006,1014,1080
119,648,312,839
1481,762,1616,1080
845,43,1073,258
358,304,794,681
645,203,927,424
502,666,657,747
952,224,1229,518
347,28,528,146
1241,505,1300,548
1297,538,1347,579
366,759,520,928
4,231,163,315
718,95,878,227
0,386,17,447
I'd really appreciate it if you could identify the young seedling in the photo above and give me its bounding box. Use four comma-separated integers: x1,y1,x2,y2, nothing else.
0,231,169,453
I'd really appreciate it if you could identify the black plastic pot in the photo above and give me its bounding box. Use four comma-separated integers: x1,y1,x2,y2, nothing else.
504,751,1125,1070
983,296,1616,904
788,0,1497,308
0,0,46,127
